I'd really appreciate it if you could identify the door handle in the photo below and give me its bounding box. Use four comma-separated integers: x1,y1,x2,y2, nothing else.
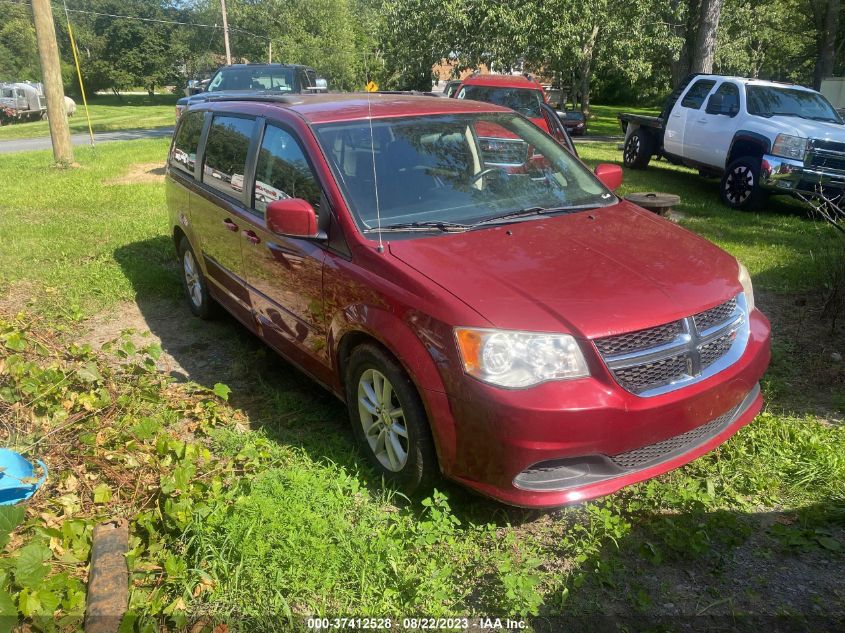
222,218,238,232
242,230,261,245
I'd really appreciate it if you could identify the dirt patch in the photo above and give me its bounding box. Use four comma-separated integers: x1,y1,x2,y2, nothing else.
104,162,166,185
80,297,260,393
756,289,845,422
0,280,38,314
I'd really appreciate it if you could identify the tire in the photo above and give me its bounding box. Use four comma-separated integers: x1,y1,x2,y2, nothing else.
177,236,215,319
345,344,438,496
623,128,653,169
720,157,768,210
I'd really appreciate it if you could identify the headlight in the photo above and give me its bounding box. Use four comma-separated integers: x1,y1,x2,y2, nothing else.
771,134,807,160
454,328,589,388
738,261,755,313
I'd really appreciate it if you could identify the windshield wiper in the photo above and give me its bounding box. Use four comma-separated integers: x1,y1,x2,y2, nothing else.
471,203,606,228
362,220,471,234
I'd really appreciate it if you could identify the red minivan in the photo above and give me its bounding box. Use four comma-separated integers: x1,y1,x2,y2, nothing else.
166,94,770,508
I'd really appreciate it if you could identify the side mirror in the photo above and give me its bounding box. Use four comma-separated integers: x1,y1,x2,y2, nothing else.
595,163,623,190
266,198,319,238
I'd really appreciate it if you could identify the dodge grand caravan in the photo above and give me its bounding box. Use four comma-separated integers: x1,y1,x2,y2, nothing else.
166,93,771,508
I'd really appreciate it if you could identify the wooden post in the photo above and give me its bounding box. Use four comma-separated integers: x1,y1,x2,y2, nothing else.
31,0,74,164
220,0,232,65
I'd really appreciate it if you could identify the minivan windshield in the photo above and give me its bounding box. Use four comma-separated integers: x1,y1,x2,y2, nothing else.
314,113,612,237
746,85,842,123
207,67,295,92
456,86,543,118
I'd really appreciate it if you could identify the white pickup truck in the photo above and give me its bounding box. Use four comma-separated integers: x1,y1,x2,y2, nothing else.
618,74,845,209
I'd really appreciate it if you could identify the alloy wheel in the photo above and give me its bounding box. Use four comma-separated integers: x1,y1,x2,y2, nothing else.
624,136,640,164
183,250,202,308
357,368,409,472
725,164,753,205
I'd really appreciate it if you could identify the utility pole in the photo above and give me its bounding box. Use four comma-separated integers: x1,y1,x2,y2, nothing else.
220,0,232,65
268,41,272,64
31,0,74,164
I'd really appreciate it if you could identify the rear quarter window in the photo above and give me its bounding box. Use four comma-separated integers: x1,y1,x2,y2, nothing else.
170,112,204,176
681,79,717,109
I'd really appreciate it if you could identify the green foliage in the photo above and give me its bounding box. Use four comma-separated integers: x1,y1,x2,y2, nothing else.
0,5,39,83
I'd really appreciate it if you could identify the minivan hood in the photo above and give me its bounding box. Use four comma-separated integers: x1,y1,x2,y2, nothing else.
388,201,742,339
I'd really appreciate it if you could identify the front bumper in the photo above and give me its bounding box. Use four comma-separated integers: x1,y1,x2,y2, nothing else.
437,309,771,508
760,153,845,193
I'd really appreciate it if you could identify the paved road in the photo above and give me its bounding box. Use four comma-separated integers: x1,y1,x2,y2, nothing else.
0,127,174,154
0,127,618,155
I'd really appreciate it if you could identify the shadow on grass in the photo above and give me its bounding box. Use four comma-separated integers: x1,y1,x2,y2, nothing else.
112,236,558,526
530,499,845,631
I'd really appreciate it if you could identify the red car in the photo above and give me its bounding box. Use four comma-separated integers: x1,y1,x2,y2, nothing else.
166,94,770,508
452,73,549,131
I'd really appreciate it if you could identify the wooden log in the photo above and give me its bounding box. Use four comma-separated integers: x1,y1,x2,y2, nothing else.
84,519,129,633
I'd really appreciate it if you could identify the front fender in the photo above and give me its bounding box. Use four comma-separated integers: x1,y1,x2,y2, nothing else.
329,306,458,470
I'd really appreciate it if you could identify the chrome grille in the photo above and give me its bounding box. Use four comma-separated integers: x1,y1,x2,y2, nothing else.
809,153,845,172
808,140,845,173
595,321,683,356
595,295,749,397
694,298,737,331
609,399,744,470
613,354,688,394
699,332,736,369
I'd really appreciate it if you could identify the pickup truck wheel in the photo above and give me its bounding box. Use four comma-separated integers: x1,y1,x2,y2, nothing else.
623,129,653,169
720,157,767,210
346,344,438,496
178,236,216,319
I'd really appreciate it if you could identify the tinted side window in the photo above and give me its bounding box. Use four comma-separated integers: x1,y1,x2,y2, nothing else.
170,112,204,175
681,79,717,109
715,82,740,113
253,124,321,215
203,115,255,200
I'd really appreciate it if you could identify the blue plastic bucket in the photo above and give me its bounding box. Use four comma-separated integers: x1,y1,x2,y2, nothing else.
0,449,48,505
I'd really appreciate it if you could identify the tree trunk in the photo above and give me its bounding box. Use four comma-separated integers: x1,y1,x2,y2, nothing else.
670,0,696,86
689,0,724,73
814,0,840,89
578,24,600,114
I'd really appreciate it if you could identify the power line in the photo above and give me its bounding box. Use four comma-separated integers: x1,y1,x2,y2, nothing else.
0,0,269,41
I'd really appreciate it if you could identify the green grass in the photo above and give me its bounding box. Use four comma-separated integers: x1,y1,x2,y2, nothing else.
0,94,176,141
0,138,844,627
586,104,659,137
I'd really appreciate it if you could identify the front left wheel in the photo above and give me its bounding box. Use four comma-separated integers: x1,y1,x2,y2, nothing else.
345,344,438,496
720,157,767,210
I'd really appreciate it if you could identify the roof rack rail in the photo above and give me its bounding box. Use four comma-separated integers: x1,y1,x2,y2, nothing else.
202,93,299,104
374,90,440,97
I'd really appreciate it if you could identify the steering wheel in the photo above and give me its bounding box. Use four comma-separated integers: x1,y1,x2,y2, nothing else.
470,166,509,185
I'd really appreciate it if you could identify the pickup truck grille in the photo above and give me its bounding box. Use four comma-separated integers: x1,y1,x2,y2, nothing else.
594,295,749,397
809,153,845,172
807,140,845,173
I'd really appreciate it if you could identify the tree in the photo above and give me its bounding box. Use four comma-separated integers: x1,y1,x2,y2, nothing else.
690,0,724,73
0,4,40,82
812,0,841,88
